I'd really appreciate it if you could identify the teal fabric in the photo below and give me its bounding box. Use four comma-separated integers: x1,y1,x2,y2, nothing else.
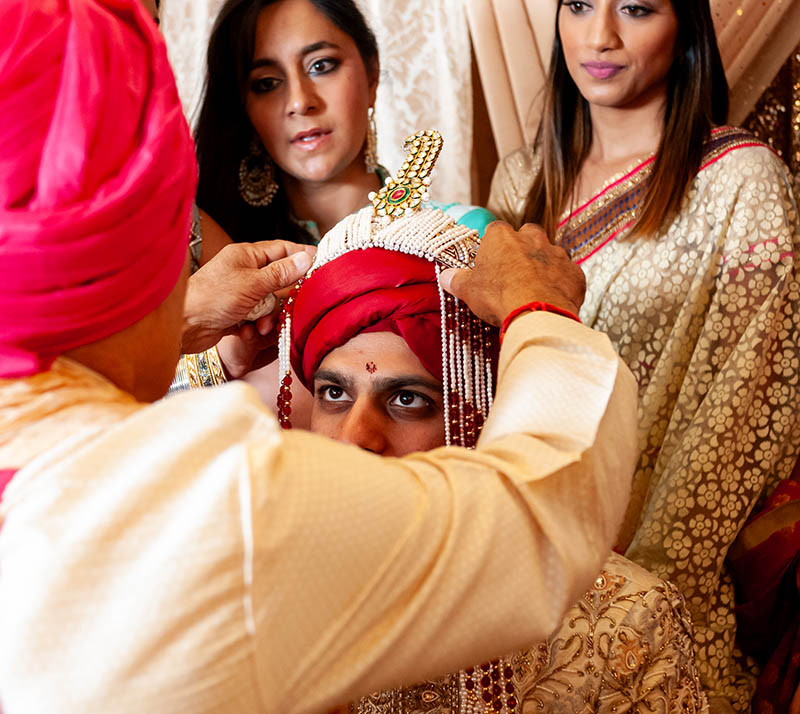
429,201,496,237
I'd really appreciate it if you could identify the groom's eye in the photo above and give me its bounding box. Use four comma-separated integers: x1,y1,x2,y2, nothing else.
319,385,347,401
389,390,434,413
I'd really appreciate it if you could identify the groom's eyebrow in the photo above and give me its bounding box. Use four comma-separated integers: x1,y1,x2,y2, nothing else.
313,369,355,392
313,369,442,395
371,376,442,394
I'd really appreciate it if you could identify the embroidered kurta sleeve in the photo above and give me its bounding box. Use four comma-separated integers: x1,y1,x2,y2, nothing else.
0,314,638,714
620,148,800,711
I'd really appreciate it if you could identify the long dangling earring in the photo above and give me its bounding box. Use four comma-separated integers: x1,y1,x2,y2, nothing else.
238,137,278,207
364,106,379,174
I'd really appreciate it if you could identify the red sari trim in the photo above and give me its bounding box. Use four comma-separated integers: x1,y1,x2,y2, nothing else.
730,458,800,714
557,127,765,264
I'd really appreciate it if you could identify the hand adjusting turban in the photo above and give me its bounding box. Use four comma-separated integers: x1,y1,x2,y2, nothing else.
0,0,197,378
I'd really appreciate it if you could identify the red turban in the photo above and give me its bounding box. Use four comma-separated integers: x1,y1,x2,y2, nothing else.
290,248,443,389
0,0,197,378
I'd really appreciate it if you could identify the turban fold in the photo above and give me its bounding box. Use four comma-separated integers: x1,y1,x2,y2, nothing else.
0,0,198,378
290,249,443,389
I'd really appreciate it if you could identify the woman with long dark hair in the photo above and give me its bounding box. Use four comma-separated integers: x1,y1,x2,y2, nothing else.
194,0,493,414
488,1,800,710
195,0,384,249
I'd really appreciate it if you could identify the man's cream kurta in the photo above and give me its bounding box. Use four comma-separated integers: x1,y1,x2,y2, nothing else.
0,312,638,714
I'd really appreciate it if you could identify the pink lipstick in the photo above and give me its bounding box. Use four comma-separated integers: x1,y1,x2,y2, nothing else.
582,62,624,80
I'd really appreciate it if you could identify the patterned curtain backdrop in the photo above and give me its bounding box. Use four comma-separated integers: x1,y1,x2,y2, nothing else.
356,0,473,205
160,0,474,205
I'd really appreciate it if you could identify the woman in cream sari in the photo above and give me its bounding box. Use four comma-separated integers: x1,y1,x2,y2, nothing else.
487,1,800,711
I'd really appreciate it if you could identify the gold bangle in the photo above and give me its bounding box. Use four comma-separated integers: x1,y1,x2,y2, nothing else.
205,345,228,386
169,346,227,394
184,352,202,389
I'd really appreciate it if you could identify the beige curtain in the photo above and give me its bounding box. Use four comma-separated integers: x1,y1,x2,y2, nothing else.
161,0,226,124
716,0,800,124
466,0,554,159
468,0,800,157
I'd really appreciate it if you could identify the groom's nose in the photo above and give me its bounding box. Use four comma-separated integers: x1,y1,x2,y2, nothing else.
338,400,389,455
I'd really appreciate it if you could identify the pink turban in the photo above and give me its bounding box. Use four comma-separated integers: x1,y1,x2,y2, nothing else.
0,0,198,378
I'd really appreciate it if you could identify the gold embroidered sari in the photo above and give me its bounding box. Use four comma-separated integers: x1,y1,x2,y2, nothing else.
488,127,800,712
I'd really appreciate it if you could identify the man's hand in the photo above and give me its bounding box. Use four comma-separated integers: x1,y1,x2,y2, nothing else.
440,222,585,326
182,240,315,354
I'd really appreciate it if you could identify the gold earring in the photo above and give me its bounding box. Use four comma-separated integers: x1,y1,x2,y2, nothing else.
238,138,278,207
364,106,379,174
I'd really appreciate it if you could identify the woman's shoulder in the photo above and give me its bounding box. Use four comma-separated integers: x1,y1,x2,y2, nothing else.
579,551,684,611
494,144,541,192
699,126,792,182
498,143,540,172
487,145,541,226
690,126,798,254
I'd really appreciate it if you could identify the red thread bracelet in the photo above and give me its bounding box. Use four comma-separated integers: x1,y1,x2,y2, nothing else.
499,301,582,342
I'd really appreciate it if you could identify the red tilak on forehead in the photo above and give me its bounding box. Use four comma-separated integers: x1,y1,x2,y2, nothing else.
365,362,378,374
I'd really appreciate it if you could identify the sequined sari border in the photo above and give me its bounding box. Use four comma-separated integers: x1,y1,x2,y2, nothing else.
559,127,767,262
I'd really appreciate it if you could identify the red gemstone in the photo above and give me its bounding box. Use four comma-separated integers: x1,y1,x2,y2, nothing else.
507,697,517,709
481,692,493,703
390,188,407,201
